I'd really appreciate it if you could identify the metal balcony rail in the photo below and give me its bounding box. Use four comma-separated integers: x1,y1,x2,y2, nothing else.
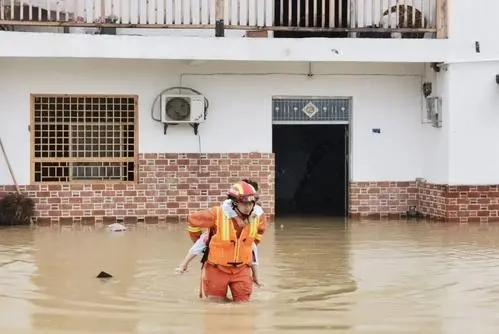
0,0,444,36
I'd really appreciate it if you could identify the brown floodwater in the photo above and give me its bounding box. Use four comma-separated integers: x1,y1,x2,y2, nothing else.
1,218,499,333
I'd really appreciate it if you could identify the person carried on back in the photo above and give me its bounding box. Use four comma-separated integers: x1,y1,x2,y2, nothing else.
175,179,269,302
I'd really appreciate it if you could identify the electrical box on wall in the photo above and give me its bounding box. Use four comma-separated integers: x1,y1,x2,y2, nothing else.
426,96,442,128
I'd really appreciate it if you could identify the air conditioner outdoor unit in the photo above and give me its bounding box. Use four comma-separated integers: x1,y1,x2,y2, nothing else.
160,94,206,124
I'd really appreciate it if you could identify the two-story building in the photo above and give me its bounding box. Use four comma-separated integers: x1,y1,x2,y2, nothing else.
0,0,497,224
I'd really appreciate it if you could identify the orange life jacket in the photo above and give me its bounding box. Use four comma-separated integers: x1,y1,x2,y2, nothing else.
207,206,259,267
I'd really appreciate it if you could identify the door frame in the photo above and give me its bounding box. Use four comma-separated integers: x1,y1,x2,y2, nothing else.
271,96,353,217
271,123,352,217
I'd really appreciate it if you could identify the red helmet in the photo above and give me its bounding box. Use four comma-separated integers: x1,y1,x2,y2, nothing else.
227,181,258,203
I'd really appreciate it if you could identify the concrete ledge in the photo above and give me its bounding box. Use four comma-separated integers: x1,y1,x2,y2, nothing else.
0,31,449,62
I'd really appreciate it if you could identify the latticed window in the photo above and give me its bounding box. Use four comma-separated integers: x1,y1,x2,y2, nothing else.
31,95,137,183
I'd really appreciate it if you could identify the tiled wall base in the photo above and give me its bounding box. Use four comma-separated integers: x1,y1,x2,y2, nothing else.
2,163,498,224
0,153,275,225
426,184,499,223
350,181,499,223
349,181,418,219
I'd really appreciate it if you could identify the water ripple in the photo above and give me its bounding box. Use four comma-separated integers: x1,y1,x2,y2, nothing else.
1,221,499,333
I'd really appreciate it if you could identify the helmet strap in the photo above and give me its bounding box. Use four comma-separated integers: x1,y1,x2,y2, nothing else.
231,200,255,220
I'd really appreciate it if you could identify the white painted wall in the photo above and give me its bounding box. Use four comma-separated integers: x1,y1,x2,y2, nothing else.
0,59,424,185
420,65,449,184
0,31,448,63
415,0,499,185
419,0,499,185
420,60,499,185
0,0,447,63
445,62,499,185
0,1,497,188
444,0,499,64
448,0,499,42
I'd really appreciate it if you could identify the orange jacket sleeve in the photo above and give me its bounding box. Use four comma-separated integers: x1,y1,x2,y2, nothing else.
254,214,270,245
187,207,217,243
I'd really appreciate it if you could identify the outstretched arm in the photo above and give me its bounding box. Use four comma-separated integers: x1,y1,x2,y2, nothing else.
175,252,197,274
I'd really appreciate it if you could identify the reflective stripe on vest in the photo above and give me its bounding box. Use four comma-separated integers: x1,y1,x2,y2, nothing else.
216,207,258,240
210,206,259,266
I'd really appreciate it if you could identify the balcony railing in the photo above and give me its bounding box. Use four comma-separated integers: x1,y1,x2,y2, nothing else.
0,0,446,38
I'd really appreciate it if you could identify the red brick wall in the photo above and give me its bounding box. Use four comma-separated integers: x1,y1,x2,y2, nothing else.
0,153,275,225
446,185,499,223
4,155,499,223
349,181,418,219
418,181,447,221
350,181,499,222
417,182,499,222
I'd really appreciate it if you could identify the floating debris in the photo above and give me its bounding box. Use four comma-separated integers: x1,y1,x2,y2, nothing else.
96,271,113,279
107,223,127,232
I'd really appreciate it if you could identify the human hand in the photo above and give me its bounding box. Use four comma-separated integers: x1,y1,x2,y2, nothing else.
174,264,188,275
253,277,265,288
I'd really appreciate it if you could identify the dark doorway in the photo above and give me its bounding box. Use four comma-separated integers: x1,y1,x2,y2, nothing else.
273,0,349,38
273,124,349,217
